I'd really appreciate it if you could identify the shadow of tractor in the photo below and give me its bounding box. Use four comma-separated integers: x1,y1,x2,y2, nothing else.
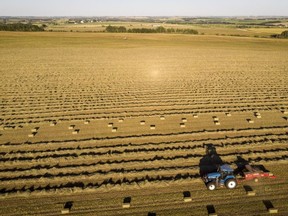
199,144,223,177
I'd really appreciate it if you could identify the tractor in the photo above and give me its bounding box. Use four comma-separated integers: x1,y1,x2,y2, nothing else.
203,164,237,190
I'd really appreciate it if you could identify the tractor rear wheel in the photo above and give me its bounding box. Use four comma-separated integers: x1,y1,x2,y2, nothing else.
225,179,237,189
207,182,216,190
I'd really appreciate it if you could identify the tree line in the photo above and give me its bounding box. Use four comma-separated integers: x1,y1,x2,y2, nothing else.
271,30,288,38
0,23,45,32
105,25,198,34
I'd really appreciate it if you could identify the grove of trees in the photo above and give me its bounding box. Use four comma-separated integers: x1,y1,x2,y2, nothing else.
0,23,45,32
105,25,198,34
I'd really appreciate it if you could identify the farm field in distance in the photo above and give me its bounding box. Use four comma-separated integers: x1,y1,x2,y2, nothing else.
0,31,288,216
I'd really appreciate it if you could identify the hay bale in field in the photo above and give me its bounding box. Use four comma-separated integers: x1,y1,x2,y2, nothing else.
160,116,165,120
108,123,113,127
61,209,70,214
214,121,220,125
84,120,90,124
50,122,56,126
122,197,131,208
72,129,79,135
263,200,278,214
212,116,219,121
150,125,156,130
281,110,288,114
183,191,192,202
61,201,73,214
193,114,198,118
68,125,75,130
28,132,37,138
182,118,187,122
140,120,146,125
118,118,124,123
254,112,261,118
247,119,254,123
225,113,232,117
31,127,39,132
268,208,278,214
180,123,186,128
112,127,118,132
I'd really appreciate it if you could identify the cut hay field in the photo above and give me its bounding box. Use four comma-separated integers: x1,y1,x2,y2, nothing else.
0,32,288,216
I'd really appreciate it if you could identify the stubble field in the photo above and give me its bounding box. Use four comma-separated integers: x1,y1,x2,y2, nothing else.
0,32,288,216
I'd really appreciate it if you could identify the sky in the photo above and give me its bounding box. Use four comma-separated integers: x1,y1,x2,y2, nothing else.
0,0,287,17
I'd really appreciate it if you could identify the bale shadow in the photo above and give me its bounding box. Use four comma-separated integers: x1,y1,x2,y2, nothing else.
64,201,73,210
263,200,274,210
206,205,216,214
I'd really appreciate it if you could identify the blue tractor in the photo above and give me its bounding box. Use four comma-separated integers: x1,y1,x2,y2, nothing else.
203,164,237,190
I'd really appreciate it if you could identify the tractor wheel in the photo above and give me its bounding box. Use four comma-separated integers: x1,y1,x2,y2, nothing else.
207,182,216,191
225,179,237,189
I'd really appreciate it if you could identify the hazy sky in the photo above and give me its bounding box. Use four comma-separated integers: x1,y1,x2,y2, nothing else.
0,0,287,16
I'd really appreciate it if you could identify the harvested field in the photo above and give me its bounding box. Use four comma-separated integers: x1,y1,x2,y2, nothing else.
0,32,288,216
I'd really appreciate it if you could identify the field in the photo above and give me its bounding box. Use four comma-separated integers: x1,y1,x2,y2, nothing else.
0,31,288,215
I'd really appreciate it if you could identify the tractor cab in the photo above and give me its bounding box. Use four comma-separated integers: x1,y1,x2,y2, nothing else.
203,164,237,190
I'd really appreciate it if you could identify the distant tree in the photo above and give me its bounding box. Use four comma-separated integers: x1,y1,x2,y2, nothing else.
280,30,288,38
270,30,288,38
156,26,166,33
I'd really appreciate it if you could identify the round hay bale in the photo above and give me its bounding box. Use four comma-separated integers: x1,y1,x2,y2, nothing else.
140,120,145,125
150,125,156,130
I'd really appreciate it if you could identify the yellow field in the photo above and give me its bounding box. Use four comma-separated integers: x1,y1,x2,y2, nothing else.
0,32,288,215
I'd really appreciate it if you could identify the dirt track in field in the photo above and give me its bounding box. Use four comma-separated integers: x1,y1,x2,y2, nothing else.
0,32,288,215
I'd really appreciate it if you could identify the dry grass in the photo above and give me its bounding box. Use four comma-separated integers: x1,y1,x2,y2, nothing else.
0,32,288,216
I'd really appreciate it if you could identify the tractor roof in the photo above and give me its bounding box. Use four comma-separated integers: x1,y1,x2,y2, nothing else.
220,164,234,172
